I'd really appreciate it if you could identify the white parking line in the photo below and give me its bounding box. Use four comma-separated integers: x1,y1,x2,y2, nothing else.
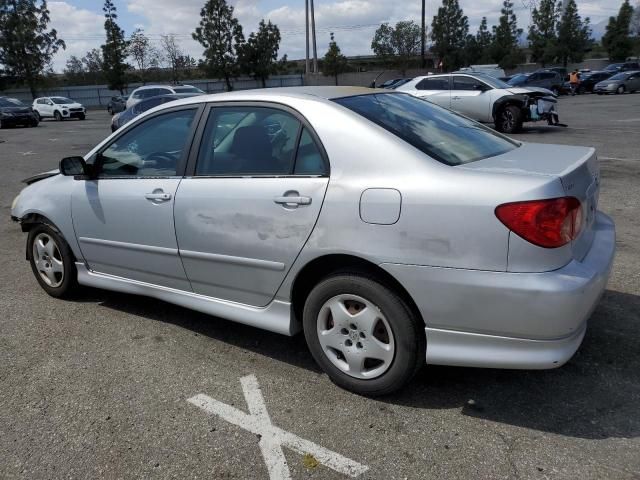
188,375,369,479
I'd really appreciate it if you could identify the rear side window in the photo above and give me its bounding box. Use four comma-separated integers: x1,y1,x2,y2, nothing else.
334,93,518,166
416,77,449,90
195,107,326,176
196,107,302,176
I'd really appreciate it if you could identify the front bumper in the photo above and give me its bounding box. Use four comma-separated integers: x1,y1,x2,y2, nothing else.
1,114,37,126
381,212,615,369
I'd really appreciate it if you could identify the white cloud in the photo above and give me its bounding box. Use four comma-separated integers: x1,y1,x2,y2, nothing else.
49,1,105,71
48,0,621,73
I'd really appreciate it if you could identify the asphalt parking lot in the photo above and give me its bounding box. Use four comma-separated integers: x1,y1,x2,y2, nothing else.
1,94,639,479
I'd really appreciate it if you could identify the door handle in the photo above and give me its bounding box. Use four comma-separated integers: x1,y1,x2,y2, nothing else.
274,196,312,206
145,192,172,201
452,96,461,100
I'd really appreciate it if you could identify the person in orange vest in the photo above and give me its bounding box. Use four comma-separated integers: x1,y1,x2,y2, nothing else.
569,70,581,96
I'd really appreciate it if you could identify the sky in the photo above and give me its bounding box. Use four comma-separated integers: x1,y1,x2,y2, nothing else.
47,0,627,72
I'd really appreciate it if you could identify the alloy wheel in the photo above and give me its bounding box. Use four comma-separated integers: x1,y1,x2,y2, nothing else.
316,294,395,380
32,233,64,287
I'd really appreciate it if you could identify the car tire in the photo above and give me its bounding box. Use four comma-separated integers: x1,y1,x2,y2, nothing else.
79,113,86,120
616,85,625,94
35,111,42,121
28,224,79,299
302,272,424,396
495,105,522,134
577,85,585,94
54,110,63,121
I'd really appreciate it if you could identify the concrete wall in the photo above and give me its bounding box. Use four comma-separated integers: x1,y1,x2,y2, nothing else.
0,74,304,107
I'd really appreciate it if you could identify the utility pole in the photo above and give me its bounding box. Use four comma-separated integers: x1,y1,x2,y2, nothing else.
421,0,426,68
310,0,318,73
305,0,310,74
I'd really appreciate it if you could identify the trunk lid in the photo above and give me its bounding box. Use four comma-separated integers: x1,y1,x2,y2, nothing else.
460,142,599,261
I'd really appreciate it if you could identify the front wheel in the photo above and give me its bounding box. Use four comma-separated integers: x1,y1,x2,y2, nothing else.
303,273,424,396
616,85,625,94
28,224,78,298
54,110,63,121
495,105,523,134
79,113,86,120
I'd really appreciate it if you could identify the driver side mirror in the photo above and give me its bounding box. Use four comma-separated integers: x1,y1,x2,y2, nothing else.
60,156,92,179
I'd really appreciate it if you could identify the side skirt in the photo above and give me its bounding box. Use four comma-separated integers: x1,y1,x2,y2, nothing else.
75,262,298,336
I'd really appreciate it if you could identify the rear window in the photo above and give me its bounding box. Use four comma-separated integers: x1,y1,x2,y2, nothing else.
334,93,518,166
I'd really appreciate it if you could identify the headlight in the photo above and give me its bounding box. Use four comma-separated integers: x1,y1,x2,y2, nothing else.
11,194,20,210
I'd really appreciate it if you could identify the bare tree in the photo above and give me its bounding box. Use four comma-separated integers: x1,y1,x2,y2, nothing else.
160,34,183,83
128,28,158,83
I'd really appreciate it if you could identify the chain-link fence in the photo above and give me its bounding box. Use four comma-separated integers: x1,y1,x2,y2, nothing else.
0,75,304,108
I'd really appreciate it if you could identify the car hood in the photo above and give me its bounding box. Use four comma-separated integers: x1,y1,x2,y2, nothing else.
506,86,555,96
22,169,60,185
1,106,33,114
56,103,83,108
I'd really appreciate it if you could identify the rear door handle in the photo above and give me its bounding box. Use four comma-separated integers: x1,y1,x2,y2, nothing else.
145,192,172,201
274,196,312,206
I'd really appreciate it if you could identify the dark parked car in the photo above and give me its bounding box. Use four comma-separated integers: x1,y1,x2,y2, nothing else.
0,97,39,128
110,93,202,132
574,71,614,93
604,62,640,73
107,95,128,115
507,70,563,96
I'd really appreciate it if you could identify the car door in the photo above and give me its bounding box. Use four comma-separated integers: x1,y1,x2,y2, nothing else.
628,73,640,91
412,76,451,108
72,105,203,290
40,98,53,117
174,103,330,307
450,75,492,121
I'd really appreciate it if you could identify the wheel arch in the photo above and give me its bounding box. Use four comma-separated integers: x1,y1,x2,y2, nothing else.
290,254,425,328
20,213,75,262
492,94,527,120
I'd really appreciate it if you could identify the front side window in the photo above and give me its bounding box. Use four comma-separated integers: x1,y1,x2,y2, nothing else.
97,109,196,177
416,77,449,91
334,93,518,166
196,106,304,176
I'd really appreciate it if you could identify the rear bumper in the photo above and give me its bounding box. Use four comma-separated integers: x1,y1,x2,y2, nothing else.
381,211,615,369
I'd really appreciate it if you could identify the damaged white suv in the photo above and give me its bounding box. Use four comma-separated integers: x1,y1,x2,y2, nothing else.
396,72,559,134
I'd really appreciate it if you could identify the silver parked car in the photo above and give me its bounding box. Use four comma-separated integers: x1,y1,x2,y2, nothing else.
11,87,615,395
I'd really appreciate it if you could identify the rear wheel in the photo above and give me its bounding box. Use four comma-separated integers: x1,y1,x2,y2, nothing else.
28,224,78,298
54,110,63,121
303,273,424,396
495,105,522,134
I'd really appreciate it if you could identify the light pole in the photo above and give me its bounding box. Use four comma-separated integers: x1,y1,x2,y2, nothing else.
310,0,318,73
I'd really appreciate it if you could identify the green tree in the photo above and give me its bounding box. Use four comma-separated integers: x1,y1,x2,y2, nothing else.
475,17,494,63
101,0,128,93
64,55,84,82
490,0,524,69
555,0,591,66
602,0,635,61
430,0,469,71
193,0,244,91
0,0,65,98
528,0,559,66
237,20,281,88
371,20,422,74
322,33,348,85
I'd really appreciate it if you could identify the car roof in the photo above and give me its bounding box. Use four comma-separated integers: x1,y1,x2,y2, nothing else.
133,84,195,90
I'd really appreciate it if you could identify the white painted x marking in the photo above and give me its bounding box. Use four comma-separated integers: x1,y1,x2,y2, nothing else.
188,375,368,479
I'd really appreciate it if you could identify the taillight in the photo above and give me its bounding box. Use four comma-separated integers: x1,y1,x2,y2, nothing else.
495,197,582,248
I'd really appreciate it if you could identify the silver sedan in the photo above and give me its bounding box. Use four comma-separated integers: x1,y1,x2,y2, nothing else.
11,87,615,395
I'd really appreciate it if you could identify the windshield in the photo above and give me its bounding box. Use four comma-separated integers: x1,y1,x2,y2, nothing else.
0,97,25,107
334,93,518,166
609,72,630,80
51,97,74,104
472,73,511,89
507,74,529,85
173,86,203,94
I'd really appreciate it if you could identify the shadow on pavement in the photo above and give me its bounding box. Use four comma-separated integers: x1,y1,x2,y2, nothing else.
85,287,639,440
